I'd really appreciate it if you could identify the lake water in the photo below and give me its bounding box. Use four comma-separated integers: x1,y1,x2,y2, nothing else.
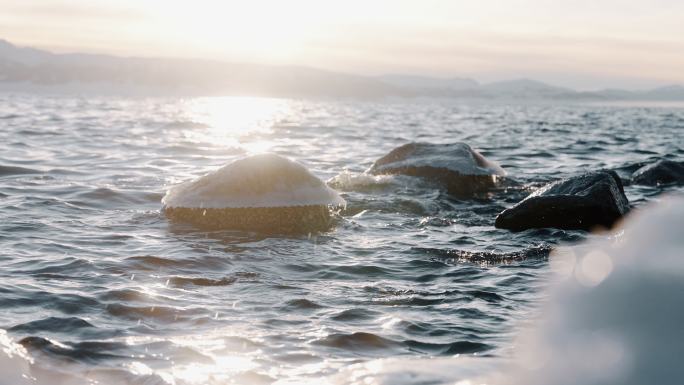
0,94,682,384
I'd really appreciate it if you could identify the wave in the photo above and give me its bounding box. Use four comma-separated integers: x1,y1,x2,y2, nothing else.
414,245,551,263
19,336,128,364
329,308,381,322
73,187,163,208
8,317,95,334
105,304,207,323
282,298,325,310
123,255,231,271
405,339,493,355
167,274,249,287
313,331,492,356
0,164,41,176
161,120,210,130
313,332,402,351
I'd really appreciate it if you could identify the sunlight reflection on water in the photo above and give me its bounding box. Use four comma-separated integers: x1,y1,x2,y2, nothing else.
185,96,291,154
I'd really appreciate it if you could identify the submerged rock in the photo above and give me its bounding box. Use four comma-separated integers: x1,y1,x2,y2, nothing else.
631,159,684,186
495,171,629,231
368,142,506,196
162,154,345,233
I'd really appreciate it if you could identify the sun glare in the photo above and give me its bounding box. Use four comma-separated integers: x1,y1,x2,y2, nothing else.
183,96,290,153
189,97,287,134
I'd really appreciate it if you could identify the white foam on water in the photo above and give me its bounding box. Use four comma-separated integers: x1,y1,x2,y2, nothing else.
162,153,346,209
327,170,397,191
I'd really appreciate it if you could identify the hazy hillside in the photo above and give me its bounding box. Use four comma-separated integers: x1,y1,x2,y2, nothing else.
1,39,683,100
0,39,403,98
377,75,479,90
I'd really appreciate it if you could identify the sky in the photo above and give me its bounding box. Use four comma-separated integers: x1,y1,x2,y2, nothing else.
1,0,683,90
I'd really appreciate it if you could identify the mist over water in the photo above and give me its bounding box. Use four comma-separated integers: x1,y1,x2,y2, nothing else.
0,94,682,384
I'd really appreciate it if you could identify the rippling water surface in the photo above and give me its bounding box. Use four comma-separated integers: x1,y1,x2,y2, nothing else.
0,94,682,384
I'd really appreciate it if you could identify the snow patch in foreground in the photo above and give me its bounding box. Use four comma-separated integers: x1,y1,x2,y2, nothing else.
508,194,684,385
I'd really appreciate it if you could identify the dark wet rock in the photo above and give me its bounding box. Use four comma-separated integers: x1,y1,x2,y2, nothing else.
368,142,505,196
495,171,629,231
442,341,492,355
631,159,684,186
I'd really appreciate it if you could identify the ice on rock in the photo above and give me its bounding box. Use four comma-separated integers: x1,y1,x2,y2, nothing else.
369,142,505,178
367,142,506,196
162,154,345,232
163,153,345,209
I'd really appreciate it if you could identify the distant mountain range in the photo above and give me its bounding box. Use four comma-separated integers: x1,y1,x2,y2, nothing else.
2,39,683,100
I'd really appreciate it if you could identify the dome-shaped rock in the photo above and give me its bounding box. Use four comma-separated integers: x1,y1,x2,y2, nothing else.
367,142,506,196
162,154,345,232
